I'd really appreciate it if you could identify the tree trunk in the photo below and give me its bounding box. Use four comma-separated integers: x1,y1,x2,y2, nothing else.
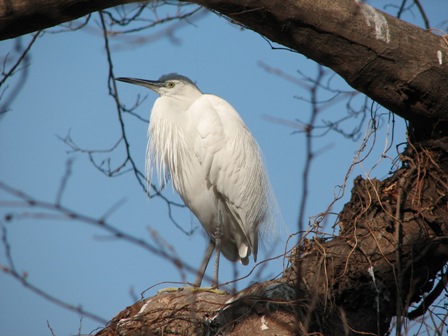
3,0,447,335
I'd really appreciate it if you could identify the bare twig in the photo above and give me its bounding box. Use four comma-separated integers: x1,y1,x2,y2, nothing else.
0,32,40,115
408,269,448,320
1,223,108,325
55,157,74,206
413,0,430,29
0,180,202,282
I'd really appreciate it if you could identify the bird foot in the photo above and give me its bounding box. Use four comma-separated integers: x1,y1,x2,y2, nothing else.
157,286,227,295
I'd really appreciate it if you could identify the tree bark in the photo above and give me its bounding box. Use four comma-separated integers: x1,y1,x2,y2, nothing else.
0,0,135,40
96,141,448,335
189,0,448,134
3,0,447,335
2,0,447,128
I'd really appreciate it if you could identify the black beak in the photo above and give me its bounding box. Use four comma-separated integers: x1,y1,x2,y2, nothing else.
116,77,164,89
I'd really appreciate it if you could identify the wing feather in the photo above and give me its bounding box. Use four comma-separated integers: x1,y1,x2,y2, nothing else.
191,94,270,260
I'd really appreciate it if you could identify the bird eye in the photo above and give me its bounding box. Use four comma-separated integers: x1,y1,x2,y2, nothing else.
167,82,175,88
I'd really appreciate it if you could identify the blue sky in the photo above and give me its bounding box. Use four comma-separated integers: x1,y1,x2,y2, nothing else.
0,2,446,335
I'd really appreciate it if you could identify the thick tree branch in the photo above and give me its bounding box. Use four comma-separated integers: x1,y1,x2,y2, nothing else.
2,0,447,133
0,0,135,39
187,0,448,132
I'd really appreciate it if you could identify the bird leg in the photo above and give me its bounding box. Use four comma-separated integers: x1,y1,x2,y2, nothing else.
213,202,223,288
194,240,214,287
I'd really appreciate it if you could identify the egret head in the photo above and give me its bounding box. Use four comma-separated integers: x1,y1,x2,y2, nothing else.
116,73,202,99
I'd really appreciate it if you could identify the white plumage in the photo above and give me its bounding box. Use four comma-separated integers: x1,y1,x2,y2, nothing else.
117,73,274,287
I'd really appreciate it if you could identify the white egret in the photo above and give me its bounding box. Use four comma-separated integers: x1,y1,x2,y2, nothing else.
117,74,275,287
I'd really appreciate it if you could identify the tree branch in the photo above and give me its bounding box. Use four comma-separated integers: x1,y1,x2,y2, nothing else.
0,0,135,40
187,0,448,131
2,0,447,133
